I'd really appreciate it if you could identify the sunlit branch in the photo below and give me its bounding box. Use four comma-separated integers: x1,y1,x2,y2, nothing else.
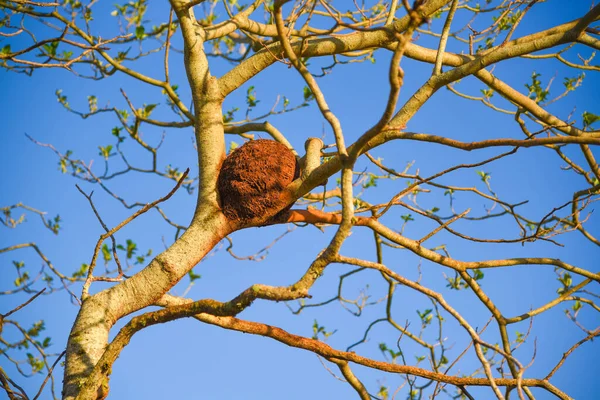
195,313,566,398
433,0,458,75
330,358,370,400
218,0,453,97
224,121,294,152
89,292,571,398
274,0,347,158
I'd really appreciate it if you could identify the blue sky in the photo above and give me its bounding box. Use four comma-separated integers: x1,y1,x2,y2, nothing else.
1,1,599,399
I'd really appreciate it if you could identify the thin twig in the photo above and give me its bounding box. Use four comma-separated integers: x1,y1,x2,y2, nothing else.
32,350,66,400
78,168,190,298
2,288,46,318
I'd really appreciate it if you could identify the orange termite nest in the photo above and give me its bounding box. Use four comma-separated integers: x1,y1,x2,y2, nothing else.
217,139,299,223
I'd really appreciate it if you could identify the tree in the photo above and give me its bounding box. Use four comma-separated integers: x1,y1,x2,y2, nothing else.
1,0,599,399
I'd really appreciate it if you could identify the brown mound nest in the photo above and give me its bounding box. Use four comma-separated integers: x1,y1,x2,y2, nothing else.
218,139,299,224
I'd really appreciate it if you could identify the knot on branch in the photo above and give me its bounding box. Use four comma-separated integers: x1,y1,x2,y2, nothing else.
217,139,299,224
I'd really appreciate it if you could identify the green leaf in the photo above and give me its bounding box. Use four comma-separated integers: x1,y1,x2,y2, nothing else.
55,89,69,108
111,126,125,142
72,263,89,278
362,175,378,189
311,319,335,340
84,8,93,22
26,353,44,374
115,48,131,62
493,10,521,31
57,150,74,174
563,73,584,91
377,386,389,400
141,103,157,118
87,95,98,112
124,239,137,259
135,249,152,265
401,214,414,222
476,170,491,182
246,86,259,108
481,89,494,98
557,272,573,295
582,111,600,129
165,165,183,180
417,309,433,325
48,214,61,234
188,270,201,282
14,272,30,287
303,86,315,103
101,243,112,264
525,71,549,103
561,273,572,288
378,343,402,360
98,145,114,160
26,321,44,338
1,44,11,55
515,330,524,344
446,273,467,290
222,107,238,123
135,26,146,40
42,41,59,57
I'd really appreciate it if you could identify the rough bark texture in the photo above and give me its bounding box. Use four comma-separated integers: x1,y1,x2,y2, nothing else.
218,139,300,223
63,214,230,400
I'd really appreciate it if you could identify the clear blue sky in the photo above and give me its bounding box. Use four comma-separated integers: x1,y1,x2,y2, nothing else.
1,1,599,399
